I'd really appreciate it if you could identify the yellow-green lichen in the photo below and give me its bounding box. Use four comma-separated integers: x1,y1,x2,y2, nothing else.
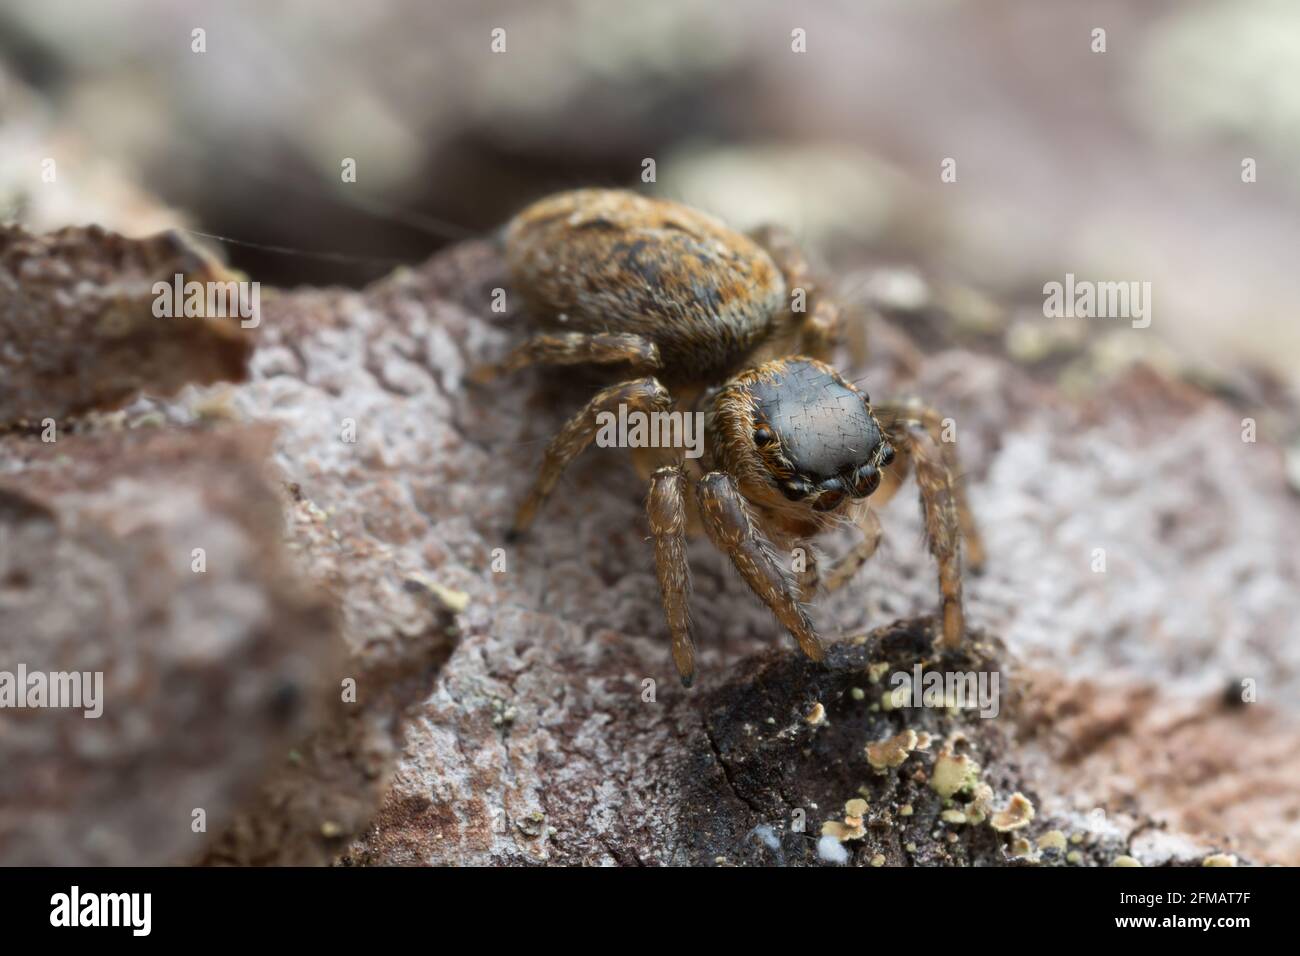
866,729,918,770
821,798,869,842
1037,830,1067,852
989,792,1035,832
930,750,980,798
407,575,470,613
1008,837,1039,862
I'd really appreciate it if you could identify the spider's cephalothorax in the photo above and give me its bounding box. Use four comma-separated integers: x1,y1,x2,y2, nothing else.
708,357,895,517
485,189,982,685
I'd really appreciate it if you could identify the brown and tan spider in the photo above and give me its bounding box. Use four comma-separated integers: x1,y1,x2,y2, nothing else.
481,189,982,685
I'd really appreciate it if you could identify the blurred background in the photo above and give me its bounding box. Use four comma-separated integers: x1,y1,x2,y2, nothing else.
3,0,1300,401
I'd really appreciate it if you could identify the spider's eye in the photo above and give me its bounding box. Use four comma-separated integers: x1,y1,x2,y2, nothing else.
851,463,881,498
778,477,814,501
812,477,847,512
753,426,774,446
814,489,846,512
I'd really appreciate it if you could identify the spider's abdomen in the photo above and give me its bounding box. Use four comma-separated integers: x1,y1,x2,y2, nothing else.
504,189,786,382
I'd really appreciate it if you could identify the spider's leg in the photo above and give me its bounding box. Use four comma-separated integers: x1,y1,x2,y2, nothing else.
800,298,843,360
821,508,884,594
696,472,824,662
746,224,842,361
877,403,984,571
647,465,696,685
796,543,821,603
474,332,659,382
876,406,965,649
509,376,672,538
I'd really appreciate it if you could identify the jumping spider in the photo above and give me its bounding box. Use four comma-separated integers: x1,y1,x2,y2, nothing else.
483,189,982,685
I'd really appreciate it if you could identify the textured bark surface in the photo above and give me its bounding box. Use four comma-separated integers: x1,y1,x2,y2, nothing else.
0,224,253,423
2,228,1296,866
0,425,338,865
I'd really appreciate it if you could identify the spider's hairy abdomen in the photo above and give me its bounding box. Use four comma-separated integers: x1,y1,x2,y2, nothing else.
504,189,786,382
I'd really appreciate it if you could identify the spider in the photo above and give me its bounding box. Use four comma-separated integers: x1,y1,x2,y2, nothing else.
481,189,982,685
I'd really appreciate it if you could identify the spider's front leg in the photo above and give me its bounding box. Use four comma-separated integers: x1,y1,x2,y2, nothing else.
696,472,824,663
509,377,672,538
647,465,696,685
877,402,984,571
875,403,973,649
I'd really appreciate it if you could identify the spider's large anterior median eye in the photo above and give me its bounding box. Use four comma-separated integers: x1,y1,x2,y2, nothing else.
814,489,846,512
753,425,774,446
814,476,847,511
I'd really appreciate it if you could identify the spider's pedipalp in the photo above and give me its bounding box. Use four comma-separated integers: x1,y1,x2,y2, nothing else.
821,507,884,594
